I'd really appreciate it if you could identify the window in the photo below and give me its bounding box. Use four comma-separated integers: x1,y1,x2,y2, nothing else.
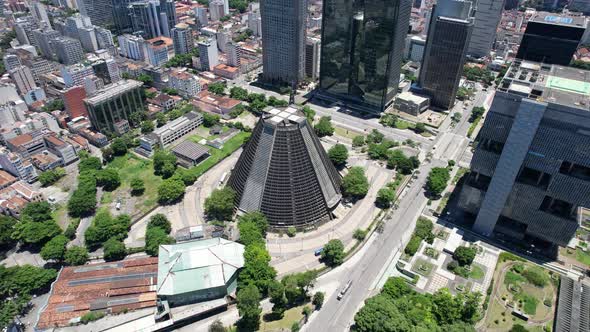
479,138,505,154
516,167,551,189
559,160,590,182
539,195,575,220
467,172,491,191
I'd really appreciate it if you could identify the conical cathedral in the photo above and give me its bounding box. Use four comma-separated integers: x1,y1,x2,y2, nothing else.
227,106,342,229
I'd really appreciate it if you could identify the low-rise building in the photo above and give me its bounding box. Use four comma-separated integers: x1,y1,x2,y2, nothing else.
0,181,44,217
393,92,430,116
192,90,242,117
31,151,62,171
0,151,38,183
213,64,239,79
149,111,203,147
171,140,210,168
156,238,244,308
169,69,201,98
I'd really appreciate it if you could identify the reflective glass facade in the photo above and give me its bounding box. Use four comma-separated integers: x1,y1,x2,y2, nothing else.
319,0,411,113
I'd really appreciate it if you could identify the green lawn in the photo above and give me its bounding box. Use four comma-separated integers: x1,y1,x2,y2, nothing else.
411,258,435,277
106,154,163,214
259,305,306,331
51,203,70,229
469,265,485,280
467,116,482,138
562,247,590,267
183,131,251,180
395,120,414,130
334,126,362,139
504,271,526,286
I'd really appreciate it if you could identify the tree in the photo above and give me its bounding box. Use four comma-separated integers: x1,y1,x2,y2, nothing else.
432,289,463,325
79,156,102,172
137,73,154,86
40,235,68,262
64,246,89,265
341,166,369,199
328,144,348,167
522,267,549,287
301,106,315,123
208,319,226,332
96,169,121,191
156,112,167,127
148,214,171,233
0,264,57,296
469,107,485,122
312,292,325,309
236,284,262,331
426,167,450,198
415,217,434,243
38,167,66,187
208,82,226,96
0,216,16,248
269,280,287,318
387,149,408,170
376,187,396,207
239,244,277,293
229,86,249,100
101,146,114,162
157,178,186,204
453,246,477,266
414,122,426,134
20,202,52,223
110,138,128,156
510,324,529,332
204,187,236,221
354,295,411,332
366,129,384,144
141,120,155,133
238,220,265,247
404,235,421,256
103,238,126,261
238,211,268,237
12,219,61,246
314,116,334,137
352,135,366,147
382,277,412,300
153,150,177,176
203,112,221,127
145,226,174,256
321,239,345,266
130,178,145,196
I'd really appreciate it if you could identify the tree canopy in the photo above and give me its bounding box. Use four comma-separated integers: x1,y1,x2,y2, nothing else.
426,167,450,198
341,166,369,199
204,187,236,221
237,284,262,331
157,178,186,204
208,82,227,96
321,239,345,266
103,238,126,261
328,144,348,167
64,246,89,265
40,235,69,262
314,116,335,137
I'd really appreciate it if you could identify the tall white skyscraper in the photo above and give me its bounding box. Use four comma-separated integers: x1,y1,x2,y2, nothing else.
198,38,219,71
8,66,37,94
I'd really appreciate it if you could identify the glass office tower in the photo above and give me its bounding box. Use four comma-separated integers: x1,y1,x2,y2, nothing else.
319,0,412,113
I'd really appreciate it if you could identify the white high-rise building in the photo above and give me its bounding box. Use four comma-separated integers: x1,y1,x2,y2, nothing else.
171,23,195,55
216,30,229,53
61,64,95,88
31,1,51,28
169,70,201,97
33,28,61,59
3,54,21,72
194,7,209,27
118,34,146,61
8,66,37,94
227,42,241,67
54,37,85,65
95,26,115,50
15,16,39,46
78,26,99,52
248,11,262,37
198,38,219,71
209,0,225,21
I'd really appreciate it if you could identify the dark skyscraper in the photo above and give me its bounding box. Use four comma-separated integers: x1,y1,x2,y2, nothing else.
128,0,177,39
418,0,474,110
260,0,307,85
318,0,412,114
515,12,586,66
113,0,133,33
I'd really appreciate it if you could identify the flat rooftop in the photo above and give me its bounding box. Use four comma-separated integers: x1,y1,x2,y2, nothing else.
84,79,143,106
529,12,588,28
498,60,590,111
37,257,158,329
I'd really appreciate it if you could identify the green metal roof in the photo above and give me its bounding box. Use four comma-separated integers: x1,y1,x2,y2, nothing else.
157,238,244,296
546,76,590,96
